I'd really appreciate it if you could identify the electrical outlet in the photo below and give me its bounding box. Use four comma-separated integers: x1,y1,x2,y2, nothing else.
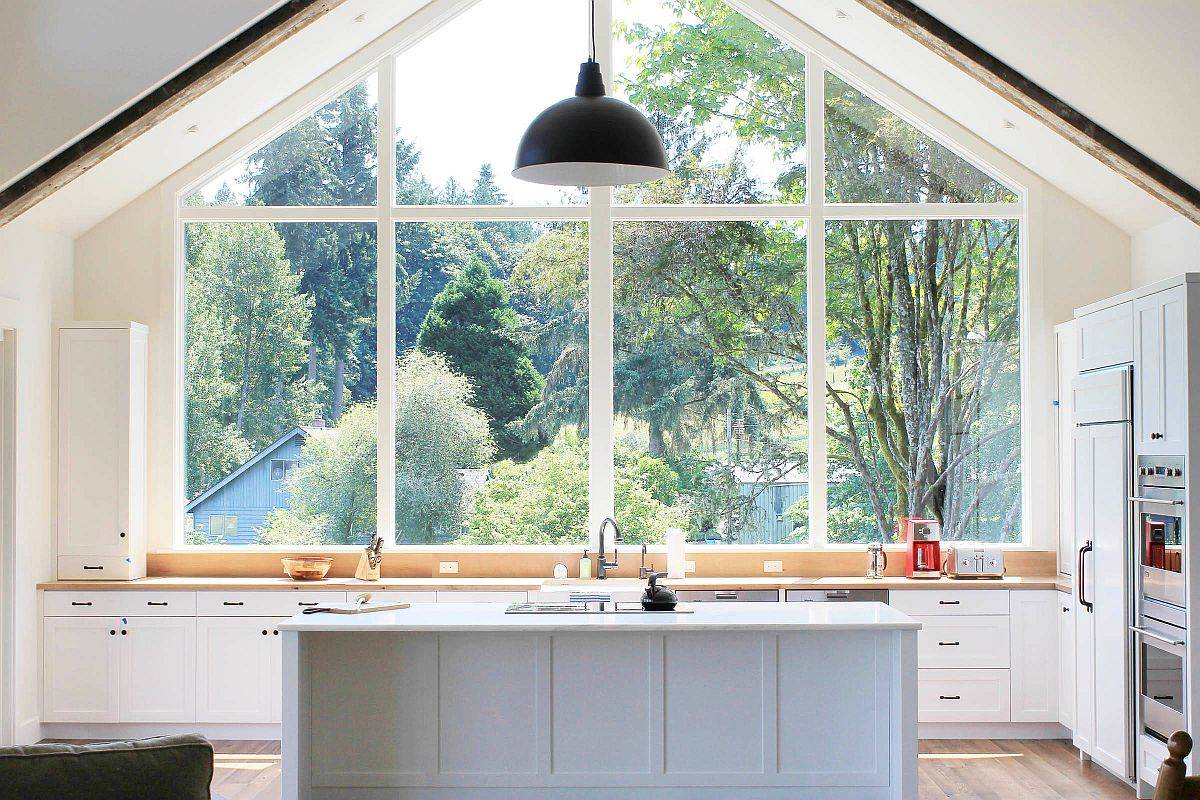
763,560,784,573
685,560,696,574
439,561,459,574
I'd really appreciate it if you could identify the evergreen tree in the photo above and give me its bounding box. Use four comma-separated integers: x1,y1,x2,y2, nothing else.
418,260,543,459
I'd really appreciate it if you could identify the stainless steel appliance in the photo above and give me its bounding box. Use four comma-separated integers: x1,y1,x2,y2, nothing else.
1133,456,1186,608
943,546,1005,579
785,589,889,603
1132,600,1186,743
866,543,887,579
673,589,779,602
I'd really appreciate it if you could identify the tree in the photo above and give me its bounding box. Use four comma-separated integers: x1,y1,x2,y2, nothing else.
418,260,544,459
261,351,494,545
184,220,314,498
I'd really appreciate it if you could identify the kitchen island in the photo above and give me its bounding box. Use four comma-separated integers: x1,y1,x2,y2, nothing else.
280,601,919,800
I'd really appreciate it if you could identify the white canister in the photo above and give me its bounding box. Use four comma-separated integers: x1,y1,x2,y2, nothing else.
666,528,687,579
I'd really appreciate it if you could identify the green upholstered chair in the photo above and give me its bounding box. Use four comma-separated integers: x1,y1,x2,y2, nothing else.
0,734,215,800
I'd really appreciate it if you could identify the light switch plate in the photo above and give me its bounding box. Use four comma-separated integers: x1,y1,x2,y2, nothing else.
763,560,784,573
685,560,696,574
439,561,459,574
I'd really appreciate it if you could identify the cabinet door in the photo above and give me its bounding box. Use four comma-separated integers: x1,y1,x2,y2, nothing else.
196,618,273,723
43,617,120,722
1058,593,1074,729
119,617,196,722
1077,302,1133,372
1009,590,1059,722
58,329,131,556
1134,286,1187,455
1056,322,1078,575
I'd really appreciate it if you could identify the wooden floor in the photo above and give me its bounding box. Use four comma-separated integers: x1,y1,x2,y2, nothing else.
203,739,1136,799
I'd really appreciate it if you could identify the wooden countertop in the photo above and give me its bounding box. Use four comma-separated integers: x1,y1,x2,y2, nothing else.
38,575,1067,591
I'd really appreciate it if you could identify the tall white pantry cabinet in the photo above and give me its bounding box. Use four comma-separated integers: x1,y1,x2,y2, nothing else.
57,322,148,580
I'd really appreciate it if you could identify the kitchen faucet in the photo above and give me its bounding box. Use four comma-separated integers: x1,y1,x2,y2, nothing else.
597,517,622,579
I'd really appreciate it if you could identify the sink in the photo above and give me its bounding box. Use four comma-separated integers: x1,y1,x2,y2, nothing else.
535,580,645,603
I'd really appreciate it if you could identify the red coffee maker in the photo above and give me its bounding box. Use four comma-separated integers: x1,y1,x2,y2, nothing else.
897,517,942,579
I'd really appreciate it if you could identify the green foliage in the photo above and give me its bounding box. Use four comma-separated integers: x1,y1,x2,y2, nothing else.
418,260,544,459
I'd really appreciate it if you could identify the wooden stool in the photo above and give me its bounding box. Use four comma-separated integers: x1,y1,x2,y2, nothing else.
1155,732,1200,800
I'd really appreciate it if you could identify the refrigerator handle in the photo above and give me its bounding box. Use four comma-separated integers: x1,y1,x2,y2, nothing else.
1078,539,1094,613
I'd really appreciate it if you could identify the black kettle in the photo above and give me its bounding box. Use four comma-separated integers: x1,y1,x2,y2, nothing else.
641,573,678,611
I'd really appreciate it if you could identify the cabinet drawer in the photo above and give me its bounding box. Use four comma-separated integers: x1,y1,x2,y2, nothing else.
44,591,196,617
196,591,347,616
918,668,1010,722
890,589,1009,616
435,591,528,603
916,616,1010,668
1139,733,1169,787
57,556,144,581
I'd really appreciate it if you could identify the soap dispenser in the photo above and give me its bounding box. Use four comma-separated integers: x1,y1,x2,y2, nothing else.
578,549,592,580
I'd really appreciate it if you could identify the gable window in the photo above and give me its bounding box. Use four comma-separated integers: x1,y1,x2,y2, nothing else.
177,0,1023,548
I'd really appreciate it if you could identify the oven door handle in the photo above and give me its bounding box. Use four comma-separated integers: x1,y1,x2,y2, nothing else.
1130,626,1186,647
1129,496,1185,505
1078,540,1093,613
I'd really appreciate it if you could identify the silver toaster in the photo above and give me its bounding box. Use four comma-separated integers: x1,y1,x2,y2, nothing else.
944,546,1005,579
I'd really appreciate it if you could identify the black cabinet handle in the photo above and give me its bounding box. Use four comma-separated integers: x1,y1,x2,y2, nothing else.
146,602,168,607
939,695,961,700
938,600,960,605
1078,540,1094,612
109,629,116,636
70,601,92,607
120,630,127,636
297,602,319,607
273,630,279,636
262,630,269,636
1151,432,1164,440
938,641,961,647
82,565,104,571
1154,695,1176,701
222,601,244,606
119,532,126,538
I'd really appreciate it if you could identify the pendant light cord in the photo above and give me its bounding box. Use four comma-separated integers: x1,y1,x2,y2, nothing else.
590,0,597,63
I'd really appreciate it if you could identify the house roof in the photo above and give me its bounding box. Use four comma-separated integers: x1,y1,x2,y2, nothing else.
184,425,317,511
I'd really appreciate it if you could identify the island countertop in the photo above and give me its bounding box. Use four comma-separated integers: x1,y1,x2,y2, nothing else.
277,599,920,633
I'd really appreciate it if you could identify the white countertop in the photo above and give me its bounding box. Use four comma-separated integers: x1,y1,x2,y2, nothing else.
277,600,921,632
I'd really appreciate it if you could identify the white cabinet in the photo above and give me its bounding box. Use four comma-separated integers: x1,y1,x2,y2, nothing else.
435,591,527,603
1073,421,1131,780
196,617,285,723
915,616,1010,669
57,322,148,580
1009,590,1059,722
1057,592,1074,729
1077,302,1134,372
917,669,1010,722
1133,286,1187,456
43,617,121,722
1055,320,1078,575
120,617,195,722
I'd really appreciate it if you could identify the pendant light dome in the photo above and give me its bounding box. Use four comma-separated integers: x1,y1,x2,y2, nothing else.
512,2,669,187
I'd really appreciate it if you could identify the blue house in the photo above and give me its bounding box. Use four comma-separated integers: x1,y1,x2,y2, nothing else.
186,426,315,545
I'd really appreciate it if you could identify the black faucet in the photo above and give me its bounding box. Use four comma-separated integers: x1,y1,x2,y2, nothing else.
597,517,622,579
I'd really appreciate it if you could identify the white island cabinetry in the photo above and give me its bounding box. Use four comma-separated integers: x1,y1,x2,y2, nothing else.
281,601,919,800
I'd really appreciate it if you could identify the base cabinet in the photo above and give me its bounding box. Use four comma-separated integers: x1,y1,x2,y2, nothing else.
1058,592,1074,729
1009,590,1060,722
197,617,285,723
43,617,121,723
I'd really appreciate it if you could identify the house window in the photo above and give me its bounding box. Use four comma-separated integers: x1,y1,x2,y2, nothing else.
207,515,239,543
178,0,1024,548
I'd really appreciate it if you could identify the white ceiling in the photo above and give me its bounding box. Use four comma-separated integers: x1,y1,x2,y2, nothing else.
914,0,1200,191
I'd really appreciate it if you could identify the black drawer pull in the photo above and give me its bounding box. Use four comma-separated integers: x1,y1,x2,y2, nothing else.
273,630,279,635
1154,695,1176,701
222,601,244,606
938,641,961,647
715,592,739,600
119,532,126,538
146,602,168,607
297,601,319,606
120,630,127,635
82,565,104,571
70,601,92,606
938,600,960,605
109,629,116,635
262,630,269,636
939,695,961,700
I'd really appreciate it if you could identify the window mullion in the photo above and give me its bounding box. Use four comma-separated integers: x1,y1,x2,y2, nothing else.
806,55,828,549
377,56,398,544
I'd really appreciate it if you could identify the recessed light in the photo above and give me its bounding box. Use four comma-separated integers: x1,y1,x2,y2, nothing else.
353,12,366,23
185,125,199,135
1001,120,1016,130
835,9,849,19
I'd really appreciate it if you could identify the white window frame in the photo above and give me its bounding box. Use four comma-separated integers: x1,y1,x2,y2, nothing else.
171,0,1035,551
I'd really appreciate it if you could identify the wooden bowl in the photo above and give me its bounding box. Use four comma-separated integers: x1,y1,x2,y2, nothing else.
281,556,334,581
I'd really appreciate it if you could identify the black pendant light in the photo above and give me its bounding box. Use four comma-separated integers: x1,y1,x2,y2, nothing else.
512,0,670,187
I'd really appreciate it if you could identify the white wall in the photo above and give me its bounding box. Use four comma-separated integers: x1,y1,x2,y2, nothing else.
0,219,74,743
1131,214,1200,286
0,0,282,191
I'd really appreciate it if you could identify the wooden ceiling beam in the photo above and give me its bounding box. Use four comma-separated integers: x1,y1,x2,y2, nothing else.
0,0,347,228
855,0,1200,226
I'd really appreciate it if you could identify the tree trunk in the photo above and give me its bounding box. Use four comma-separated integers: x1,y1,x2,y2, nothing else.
648,420,666,458
308,343,318,384
332,357,346,422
